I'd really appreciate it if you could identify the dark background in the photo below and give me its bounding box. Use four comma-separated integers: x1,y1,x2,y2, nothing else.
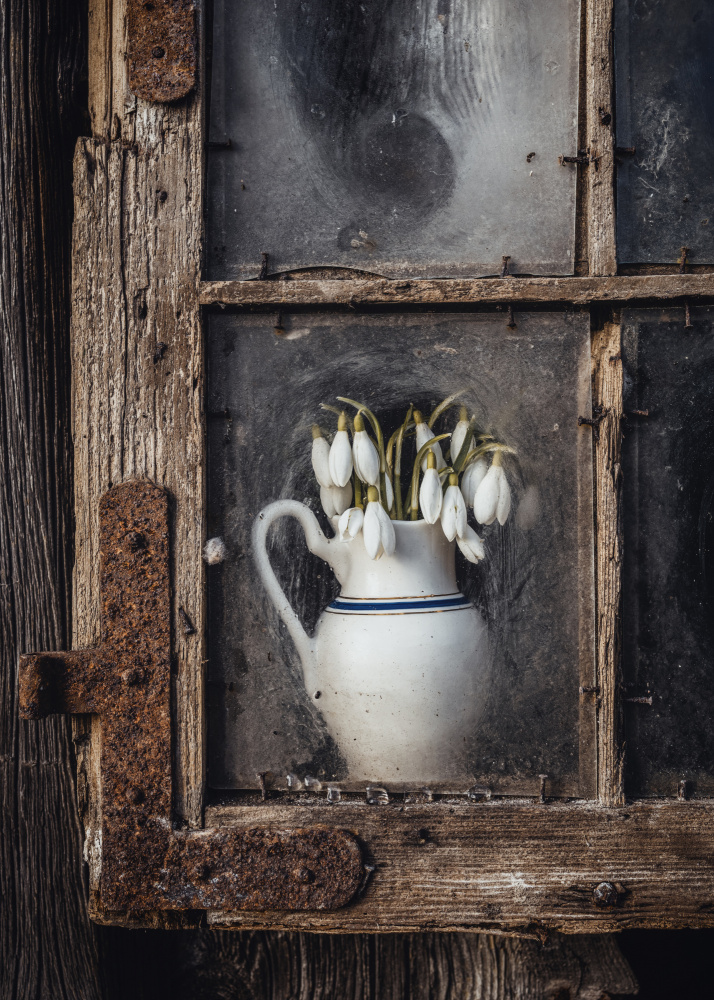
616,0,714,264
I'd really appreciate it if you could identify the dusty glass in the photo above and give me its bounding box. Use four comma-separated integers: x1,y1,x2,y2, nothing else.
622,308,714,797
615,0,714,264
206,0,580,280
206,311,594,796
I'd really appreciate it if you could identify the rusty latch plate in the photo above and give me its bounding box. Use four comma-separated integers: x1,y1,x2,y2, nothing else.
19,481,364,913
127,0,197,103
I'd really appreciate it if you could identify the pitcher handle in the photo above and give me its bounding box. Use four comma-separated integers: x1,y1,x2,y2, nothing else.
251,500,334,691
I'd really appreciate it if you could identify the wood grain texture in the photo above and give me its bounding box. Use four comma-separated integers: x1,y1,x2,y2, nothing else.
585,0,617,276
592,319,625,806
205,799,714,933
75,0,206,867
0,0,104,996
200,273,714,308
172,930,637,1000
72,126,205,849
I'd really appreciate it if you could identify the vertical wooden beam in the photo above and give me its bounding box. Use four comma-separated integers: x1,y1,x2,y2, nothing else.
0,0,104,994
592,316,625,805
585,0,617,276
73,0,206,872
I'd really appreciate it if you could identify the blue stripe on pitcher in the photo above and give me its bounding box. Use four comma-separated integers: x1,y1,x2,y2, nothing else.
326,593,472,614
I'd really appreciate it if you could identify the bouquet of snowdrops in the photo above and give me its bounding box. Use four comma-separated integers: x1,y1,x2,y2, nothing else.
310,394,515,563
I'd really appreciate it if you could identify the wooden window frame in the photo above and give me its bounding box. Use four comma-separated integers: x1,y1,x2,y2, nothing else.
71,0,714,931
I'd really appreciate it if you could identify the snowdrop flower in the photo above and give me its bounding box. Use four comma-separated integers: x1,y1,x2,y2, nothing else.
352,412,380,486
474,453,512,526
320,482,353,518
450,406,473,463
311,425,334,488
461,456,488,508
419,450,443,524
328,411,353,487
441,473,467,542
363,486,396,560
414,410,446,471
338,505,364,540
456,524,486,564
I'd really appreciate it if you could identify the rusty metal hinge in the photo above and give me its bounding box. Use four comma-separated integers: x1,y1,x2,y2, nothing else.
128,0,197,103
19,480,365,913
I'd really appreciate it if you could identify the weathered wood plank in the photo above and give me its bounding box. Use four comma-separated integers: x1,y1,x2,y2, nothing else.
592,318,625,806
172,930,637,1000
199,274,714,308
0,0,103,995
72,122,205,855
205,800,714,933
585,0,617,276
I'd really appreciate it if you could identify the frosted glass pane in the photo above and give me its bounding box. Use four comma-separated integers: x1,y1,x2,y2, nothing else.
615,0,714,264
622,308,714,797
206,311,594,796
206,0,580,279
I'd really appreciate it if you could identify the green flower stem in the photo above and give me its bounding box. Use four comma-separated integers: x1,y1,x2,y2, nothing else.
408,433,451,520
394,406,413,520
337,396,392,516
386,427,400,473
320,403,354,432
461,442,517,468
427,390,467,429
353,473,363,509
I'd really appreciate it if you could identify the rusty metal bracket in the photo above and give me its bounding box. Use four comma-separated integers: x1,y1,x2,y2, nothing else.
19,481,364,913
128,0,197,104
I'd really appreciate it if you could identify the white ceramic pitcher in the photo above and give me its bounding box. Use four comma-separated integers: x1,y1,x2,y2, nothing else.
252,500,490,783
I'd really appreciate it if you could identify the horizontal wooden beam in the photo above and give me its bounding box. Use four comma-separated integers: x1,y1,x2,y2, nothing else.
204,799,714,933
200,274,714,309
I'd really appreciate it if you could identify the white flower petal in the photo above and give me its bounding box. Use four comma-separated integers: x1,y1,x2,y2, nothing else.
457,523,486,564
352,431,380,486
450,419,472,462
328,429,353,487
363,503,384,560
416,421,446,471
461,457,488,508
419,468,443,524
376,474,394,512
320,485,338,518
441,485,465,541
338,506,364,540
332,482,353,516
474,464,501,525
455,487,468,537
375,504,396,556
456,538,476,564
496,472,512,525
311,435,334,488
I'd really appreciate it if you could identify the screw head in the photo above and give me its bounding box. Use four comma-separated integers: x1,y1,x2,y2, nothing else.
152,45,165,59
126,530,145,551
121,666,142,686
126,785,144,805
593,881,619,908
294,867,314,884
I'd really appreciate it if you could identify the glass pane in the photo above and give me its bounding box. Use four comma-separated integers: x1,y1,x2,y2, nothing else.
206,0,580,280
206,311,594,796
615,0,714,264
622,307,714,797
